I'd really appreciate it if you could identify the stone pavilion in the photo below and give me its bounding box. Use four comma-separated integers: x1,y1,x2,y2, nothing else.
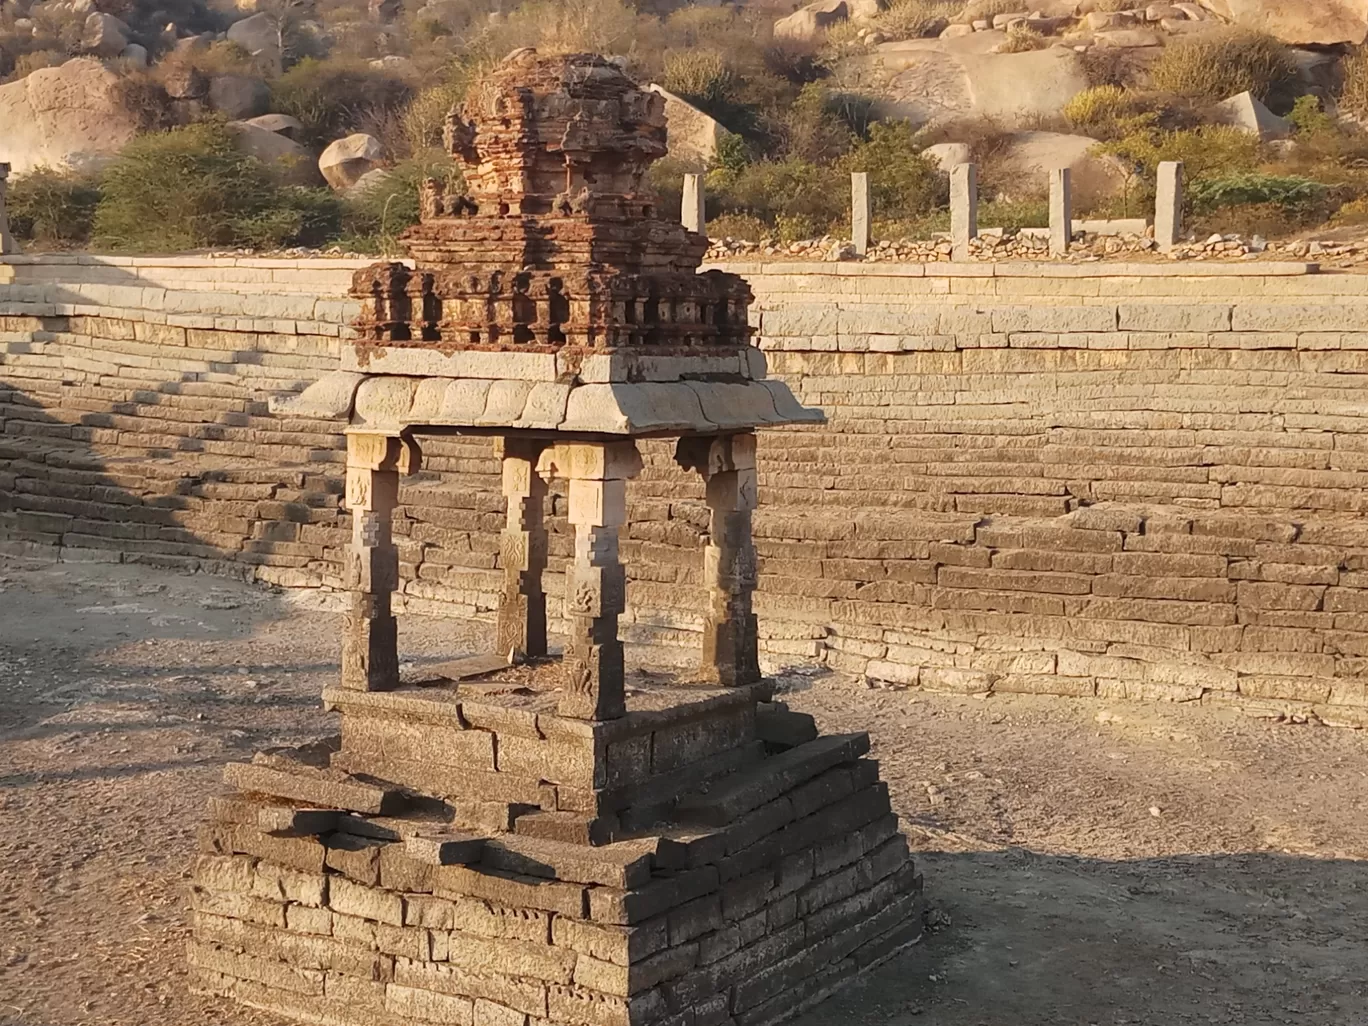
189,48,923,1026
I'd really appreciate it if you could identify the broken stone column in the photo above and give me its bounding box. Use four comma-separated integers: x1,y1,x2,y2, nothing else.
851,171,870,257
1049,167,1072,257
555,440,642,721
677,433,760,686
1156,160,1183,252
495,438,549,661
682,172,704,237
951,162,977,261
340,432,410,691
0,163,15,256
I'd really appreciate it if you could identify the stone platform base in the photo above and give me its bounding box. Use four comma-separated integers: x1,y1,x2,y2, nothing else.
188,666,924,1026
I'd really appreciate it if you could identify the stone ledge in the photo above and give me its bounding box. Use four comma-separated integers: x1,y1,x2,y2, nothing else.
706,260,1321,278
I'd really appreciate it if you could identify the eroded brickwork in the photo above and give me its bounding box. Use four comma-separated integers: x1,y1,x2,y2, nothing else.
6,257,1368,723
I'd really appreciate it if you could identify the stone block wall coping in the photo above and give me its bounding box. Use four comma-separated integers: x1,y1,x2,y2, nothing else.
0,255,1321,279
703,260,1322,279
0,254,391,270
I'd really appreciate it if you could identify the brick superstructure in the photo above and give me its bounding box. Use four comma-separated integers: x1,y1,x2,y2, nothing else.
178,50,919,1026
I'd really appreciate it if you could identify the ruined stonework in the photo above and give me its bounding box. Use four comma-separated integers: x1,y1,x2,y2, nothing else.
188,49,922,1026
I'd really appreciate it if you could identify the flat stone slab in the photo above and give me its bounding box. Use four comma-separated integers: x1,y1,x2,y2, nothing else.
224,760,406,816
273,369,823,436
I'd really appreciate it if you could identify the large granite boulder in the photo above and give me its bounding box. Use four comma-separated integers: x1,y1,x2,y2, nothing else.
318,132,383,189
0,57,139,174
1199,0,1368,45
208,74,271,119
775,0,881,41
995,130,1127,206
227,121,322,185
79,12,129,57
646,84,726,165
226,12,280,61
844,35,1091,130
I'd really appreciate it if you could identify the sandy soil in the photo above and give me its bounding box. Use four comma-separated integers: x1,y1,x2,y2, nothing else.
2,558,1367,1026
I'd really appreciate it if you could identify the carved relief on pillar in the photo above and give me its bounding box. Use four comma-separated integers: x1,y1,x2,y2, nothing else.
538,441,644,720
676,433,761,687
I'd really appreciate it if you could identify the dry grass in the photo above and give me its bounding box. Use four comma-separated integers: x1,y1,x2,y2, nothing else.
1150,28,1297,104
869,0,959,40
1339,49,1368,122
999,24,1046,52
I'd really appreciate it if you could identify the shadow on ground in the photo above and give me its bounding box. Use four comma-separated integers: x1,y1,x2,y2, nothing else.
799,844,1368,1026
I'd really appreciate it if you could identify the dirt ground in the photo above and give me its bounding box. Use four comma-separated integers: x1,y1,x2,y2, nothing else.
2,559,1368,1026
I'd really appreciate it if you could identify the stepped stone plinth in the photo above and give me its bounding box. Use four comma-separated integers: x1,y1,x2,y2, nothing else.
190,47,922,1026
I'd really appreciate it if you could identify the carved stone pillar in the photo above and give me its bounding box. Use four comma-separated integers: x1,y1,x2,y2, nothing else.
677,432,760,686
0,163,15,256
341,433,417,691
495,438,549,661
544,441,642,720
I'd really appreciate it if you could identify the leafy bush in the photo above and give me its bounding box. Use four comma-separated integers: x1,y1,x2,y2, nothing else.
1287,94,1336,137
92,121,341,252
403,80,468,151
1063,84,1157,141
6,169,101,247
339,151,461,253
662,50,736,109
1100,125,1261,184
706,157,847,232
1190,172,1327,213
1149,29,1296,105
782,82,855,163
839,120,945,219
272,57,414,150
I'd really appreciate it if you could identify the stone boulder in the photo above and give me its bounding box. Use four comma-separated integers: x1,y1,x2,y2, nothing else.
923,140,972,172
242,113,303,139
848,37,1091,130
79,12,129,57
226,12,280,61
996,130,1127,206
119,42,149,67
1213,90,1292,139
227,121,321,185
1198,0,1368,45
0,57,139,174
318,132,383,190
646,84,727,165
774,0,879,41
208,74,271,119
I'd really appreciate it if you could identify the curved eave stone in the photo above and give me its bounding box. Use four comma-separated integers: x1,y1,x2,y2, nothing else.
336,374,824,436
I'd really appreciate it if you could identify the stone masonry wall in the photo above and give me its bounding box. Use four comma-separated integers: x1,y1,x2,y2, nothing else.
8,255,1368,724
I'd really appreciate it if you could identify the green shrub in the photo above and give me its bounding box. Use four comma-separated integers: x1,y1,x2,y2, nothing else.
1100,124,1261,184
706,156,847,231
92,121,341,252
339,151,461,254
662,50,736,109
1288,94,1337,137
1149,29,1296,105
782,82,855,163
839,120,945,219
1063,84,1157,141
1190,172,1327,213
705,213,770,241
403,80,468,151
272,57,414,150
7,168,102,247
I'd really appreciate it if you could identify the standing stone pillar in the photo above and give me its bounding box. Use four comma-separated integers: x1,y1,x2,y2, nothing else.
682,173,705,237
677,432,760,686
553,440,643,720
1155,160,1184,252
0,163,16,256
495,438,549,661
341,432,415,691
851,172,871,256
950,162,977,261
1049,167,1072,256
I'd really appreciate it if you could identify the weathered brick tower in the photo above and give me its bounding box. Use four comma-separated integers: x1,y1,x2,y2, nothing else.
189,48,923,1026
